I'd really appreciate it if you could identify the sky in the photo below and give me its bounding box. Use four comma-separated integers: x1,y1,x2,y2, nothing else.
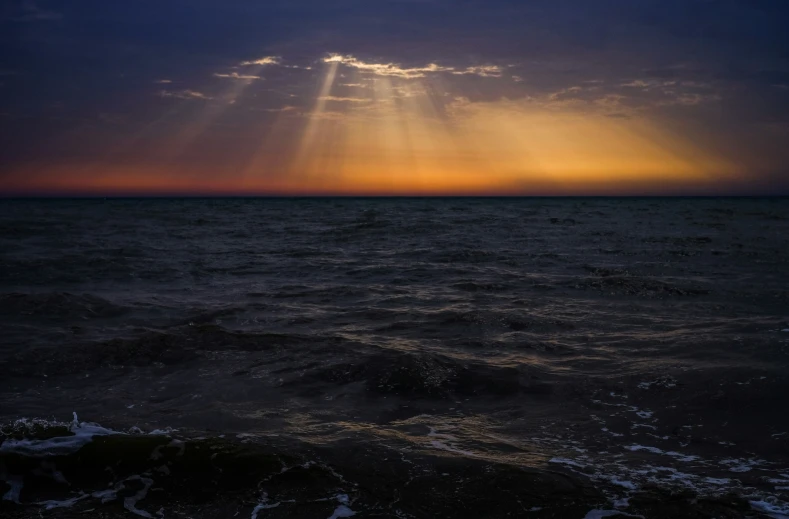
1,0,788,195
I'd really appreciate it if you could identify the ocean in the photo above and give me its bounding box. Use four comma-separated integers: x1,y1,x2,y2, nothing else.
1,197,788,518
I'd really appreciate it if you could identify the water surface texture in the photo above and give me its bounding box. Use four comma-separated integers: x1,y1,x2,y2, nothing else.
1,198,788,518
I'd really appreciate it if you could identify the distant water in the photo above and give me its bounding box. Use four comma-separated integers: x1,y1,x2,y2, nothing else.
1,197,788,518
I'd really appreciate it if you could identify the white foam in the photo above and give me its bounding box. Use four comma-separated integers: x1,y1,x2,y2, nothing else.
150,445,165,460
626,445,662,455
664,451,699,463
148,428,177,436
720,457,766,473
625,445,698,462
613,497,630,509
429,440,474,457
0,412,118,457
87,476,154,515
150,439,185,460
549,457,587,469
168,438,185,456
638,377,676,390
92,488,119,503
328,505,356,519
584,510,644,519
704,477,731,485
2,476,24,503
750,498,789,518
610,478,636,490
549,453,746,506
310,494,357,518
38,493,90,510
33,461,68,485
427,426,457,440
123,476,153,518
251,499,280,519
544,437,789,516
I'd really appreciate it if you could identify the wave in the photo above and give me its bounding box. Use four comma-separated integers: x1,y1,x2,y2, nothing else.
309,350,553,399
0,325,345,378
0,292,128,320
573,276,710,297
0,414,353,518
1,414,782,518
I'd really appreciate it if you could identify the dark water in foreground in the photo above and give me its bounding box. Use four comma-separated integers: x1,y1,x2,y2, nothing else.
1,197,788,518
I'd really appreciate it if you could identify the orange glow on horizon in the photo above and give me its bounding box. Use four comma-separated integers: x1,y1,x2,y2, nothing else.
2,62,743,196
1,160,743,196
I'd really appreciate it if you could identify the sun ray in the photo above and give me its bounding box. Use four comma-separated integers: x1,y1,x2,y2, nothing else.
291,61,340,180
25,54,742,196
160,82,254,160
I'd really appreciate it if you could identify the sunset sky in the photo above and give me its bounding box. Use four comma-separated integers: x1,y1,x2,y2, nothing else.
1,1,788,195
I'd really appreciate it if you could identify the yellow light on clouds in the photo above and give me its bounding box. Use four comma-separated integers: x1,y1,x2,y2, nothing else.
262,62,734,194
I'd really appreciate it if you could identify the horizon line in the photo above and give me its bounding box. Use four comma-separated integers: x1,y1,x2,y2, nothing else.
2,193,788,199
